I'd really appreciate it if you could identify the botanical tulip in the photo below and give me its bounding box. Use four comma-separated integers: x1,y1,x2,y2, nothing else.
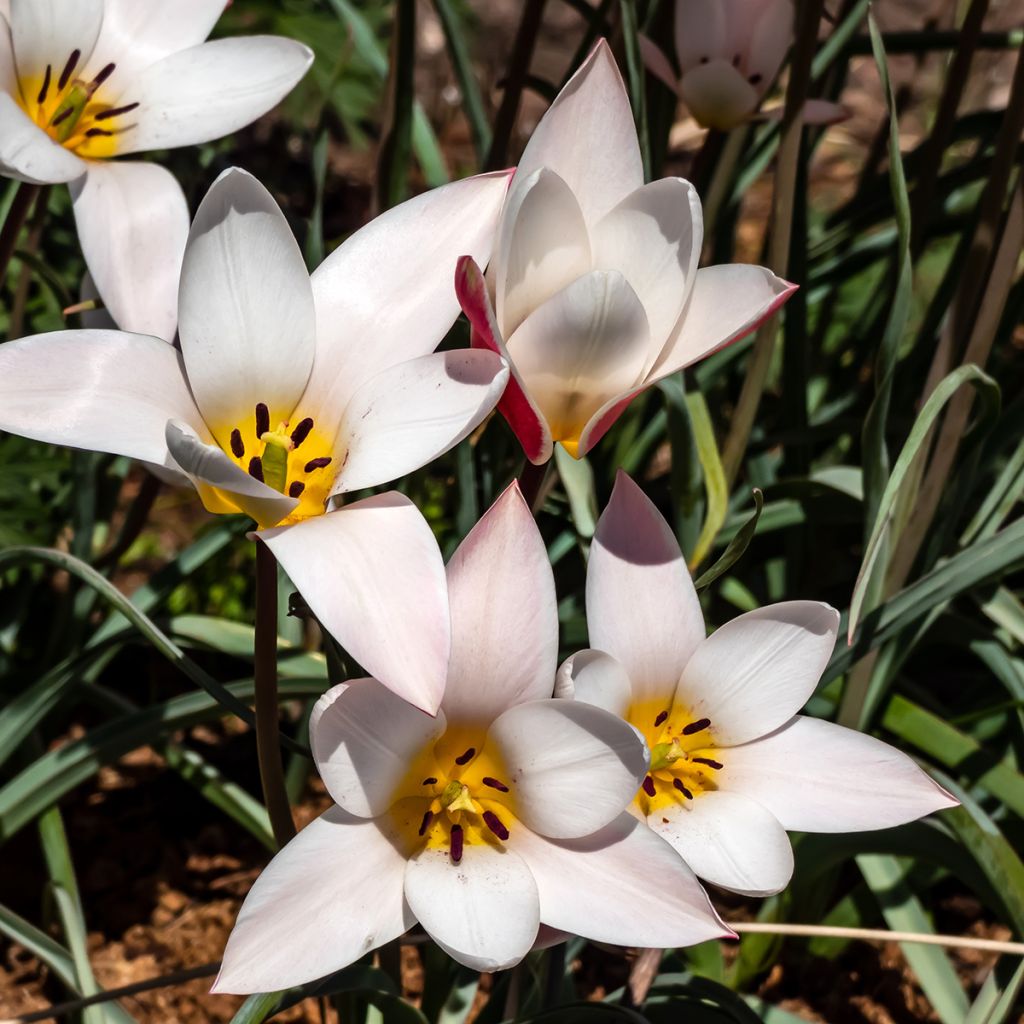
560,472,958,897
0,0,313,339
214,485,728,989
640,0,846,131
457,40,794,464
0,167,511,531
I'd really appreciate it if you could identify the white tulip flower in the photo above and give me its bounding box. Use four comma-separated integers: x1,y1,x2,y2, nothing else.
560,472,958,897
456,40,794,464
0,0,313,340
641,0,847,131
214,485,728,989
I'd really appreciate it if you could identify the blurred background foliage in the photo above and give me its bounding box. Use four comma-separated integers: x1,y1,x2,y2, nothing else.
0,0,1023,1022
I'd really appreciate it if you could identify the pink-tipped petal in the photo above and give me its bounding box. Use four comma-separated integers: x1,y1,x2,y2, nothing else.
214,807,412,993
456,255,552,465
639,34,680,93
257,494,450,714
555,649,633,717
674,601,840,747
719,716,958,832
443,484,558,723
587,472,705,705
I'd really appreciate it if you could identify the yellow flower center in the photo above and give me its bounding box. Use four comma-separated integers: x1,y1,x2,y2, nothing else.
387,729,517,864
17,51,133,159
629,700,722,816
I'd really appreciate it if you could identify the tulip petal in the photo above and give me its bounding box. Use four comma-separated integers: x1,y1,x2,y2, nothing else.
651,790,794,896
650,264,796,380
257,494,450,714
638,35,680,93
719,716,958,832
309,679,447,818
442,484,557,723
306,171,511,417
1,13,17,98
494,167,592,339
506,271,650,454
83,0,227,84
488,699,648,840
747,0,793,88
798,98,850,126
587,472,705,706
513,813,728,947
0,330,199,470
674,602,839,747
592,177,703,364
675,0,728,69
554,649,633,718
679,61,758,130
177,168,315,446
0,91,86,184
10,0,103,82
165,419,298,527
111,36,313,155
71,160,188,343
405,844,540,973
214,807,412,994
516,40,643,227
329,349,509,495
456,255,552,465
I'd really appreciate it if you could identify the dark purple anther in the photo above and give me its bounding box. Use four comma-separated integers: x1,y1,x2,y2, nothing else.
454,748,476,766
692,757,722,771
95,102,140,121
255,403,270,437
682,718,711,736
38,65,52,105
248,457,264,482
642,776,656,798
92,62,116,87
450,824,464,863
58,50,81,91
230,429,245,459
673,778,694,800
288,481,305,498
654,710,669,728
418,810,433,837
422,777,438,786
304,456,332,473
290,418,314,448
482,777,509,793
483,811,509,841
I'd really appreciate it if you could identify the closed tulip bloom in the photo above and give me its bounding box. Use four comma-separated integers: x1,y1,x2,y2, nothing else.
0,0,313,339
215,486,728,990
457,40,794,465
561,472,958,897
0,167,511,531
641,0,847,131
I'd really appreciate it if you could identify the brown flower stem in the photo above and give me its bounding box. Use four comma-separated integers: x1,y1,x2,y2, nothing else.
0,182,40,294
255,541,296,848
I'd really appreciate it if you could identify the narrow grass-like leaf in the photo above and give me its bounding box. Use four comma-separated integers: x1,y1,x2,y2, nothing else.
685,391,728,570
695,490,764,592
965,959,1024,1024
377,0,416,210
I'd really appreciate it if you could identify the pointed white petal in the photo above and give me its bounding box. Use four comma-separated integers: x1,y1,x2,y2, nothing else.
257,494,450,714
329,350,509,495
719,716,958,832
112,36,313,155
405,845,539,973
516,40,643,227
650,264,795,380
488,699,648,840
71,161,188,343
506,271,649,453
0,330,199,469
674,602,839,747
0,92,85,184
592,177,703,363
177,168,315,442
10,0,103,82
442,485,557,723
651,790,794,896
675,0,729,69
494,167,592,339
513,813,728,947
165,419,298,527
214,807,412,994
306,171,511,417
679,61,759,130
555,650,633,717
1,12,17,98
309,678,447,818
587,472,705,706
82,0,227,84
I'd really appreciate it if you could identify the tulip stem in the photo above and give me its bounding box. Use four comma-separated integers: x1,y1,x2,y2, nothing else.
517,459,551,514
0,182,41,290
254,541,297,848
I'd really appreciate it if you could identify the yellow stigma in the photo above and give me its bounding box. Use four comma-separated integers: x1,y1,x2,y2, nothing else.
440,781,476,815
649,738,685,772
258,424,294,494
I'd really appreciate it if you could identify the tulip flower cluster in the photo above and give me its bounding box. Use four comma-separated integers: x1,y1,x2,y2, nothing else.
0,1,955,998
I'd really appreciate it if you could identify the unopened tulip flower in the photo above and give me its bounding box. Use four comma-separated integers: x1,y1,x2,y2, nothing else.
0,0,313,339
560,473,958,897
640,0,846,131
457,40,794,464
0,167,511,530
215,486,728,989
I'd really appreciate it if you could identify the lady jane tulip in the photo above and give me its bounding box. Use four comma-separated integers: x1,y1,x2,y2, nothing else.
640,0,847,131
560,472,958,897
457,40,794,465
0,0,313,340
215,485,727,990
